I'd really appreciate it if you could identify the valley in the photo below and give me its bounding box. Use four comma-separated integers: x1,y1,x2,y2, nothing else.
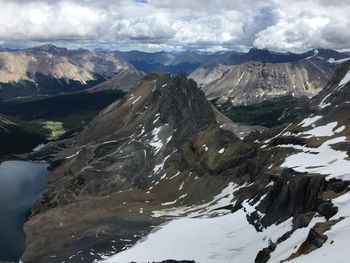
0,90,127,158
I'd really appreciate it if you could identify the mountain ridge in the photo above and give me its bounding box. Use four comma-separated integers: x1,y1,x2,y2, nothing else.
20,63,350,263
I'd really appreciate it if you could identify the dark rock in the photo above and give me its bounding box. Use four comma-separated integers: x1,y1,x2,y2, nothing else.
255,247,273,263
317,202,338,220
287,219,342,261
159,74,216,145
258,170,326,227
293,212,316,229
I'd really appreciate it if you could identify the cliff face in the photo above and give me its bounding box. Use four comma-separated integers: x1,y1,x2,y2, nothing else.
190,59,334,105
23,64,350,263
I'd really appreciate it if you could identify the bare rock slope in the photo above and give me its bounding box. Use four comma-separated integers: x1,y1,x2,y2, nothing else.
190,59,334,105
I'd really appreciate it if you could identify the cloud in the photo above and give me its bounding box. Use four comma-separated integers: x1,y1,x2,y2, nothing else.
0,0,349,51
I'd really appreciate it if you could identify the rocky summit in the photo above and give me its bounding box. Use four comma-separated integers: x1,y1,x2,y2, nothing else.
19,61,350,263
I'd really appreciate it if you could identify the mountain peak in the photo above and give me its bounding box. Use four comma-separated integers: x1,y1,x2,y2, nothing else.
27,44,68,54
248,47,271,55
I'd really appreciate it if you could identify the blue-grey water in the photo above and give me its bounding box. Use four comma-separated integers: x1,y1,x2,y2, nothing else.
0,160,49,262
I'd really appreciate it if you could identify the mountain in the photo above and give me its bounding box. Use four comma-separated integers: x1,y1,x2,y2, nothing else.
307,48,350,62
0,45,135,100
208,48,350,65
88,68,145,93
190,58,335,105
22,73,226,262
115,50,220,75
232,48,308,64
20,63,350,263
187,62,232,86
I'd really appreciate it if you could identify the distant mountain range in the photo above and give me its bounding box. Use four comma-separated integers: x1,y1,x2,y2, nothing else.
117,48,350,75
0,44,349,110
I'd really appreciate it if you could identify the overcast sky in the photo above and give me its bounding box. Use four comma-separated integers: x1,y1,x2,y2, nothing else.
0,0,349,52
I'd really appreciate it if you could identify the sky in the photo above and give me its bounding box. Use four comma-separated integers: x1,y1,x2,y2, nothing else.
0,0,350,52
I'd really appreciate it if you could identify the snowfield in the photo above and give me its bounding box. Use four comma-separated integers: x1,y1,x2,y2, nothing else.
101,211,265,263
100,208,296,263
99,182,295,263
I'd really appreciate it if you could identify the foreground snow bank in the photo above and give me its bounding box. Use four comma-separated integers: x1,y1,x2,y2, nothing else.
100,208,294,263
101,210,263,263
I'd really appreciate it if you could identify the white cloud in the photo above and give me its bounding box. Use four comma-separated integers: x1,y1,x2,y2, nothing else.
0,0,349,51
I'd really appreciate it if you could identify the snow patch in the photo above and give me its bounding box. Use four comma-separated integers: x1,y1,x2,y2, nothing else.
218,148,225,154
339,70,350,87
153,154,171,174
299,115,323,128
282,136,350,181
300,122,338,138
66,150,81,159
131,96,141,105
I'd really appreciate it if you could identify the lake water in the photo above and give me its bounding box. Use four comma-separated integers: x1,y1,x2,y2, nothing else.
0,160,49,262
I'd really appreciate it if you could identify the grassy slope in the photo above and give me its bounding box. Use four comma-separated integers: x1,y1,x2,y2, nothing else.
219,96,308,128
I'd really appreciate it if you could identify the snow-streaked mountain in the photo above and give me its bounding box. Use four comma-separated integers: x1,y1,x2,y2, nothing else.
102,61,350,263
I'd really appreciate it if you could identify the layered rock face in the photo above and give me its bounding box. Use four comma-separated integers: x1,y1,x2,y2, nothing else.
23,64,350,263
0,45,131,84
190,59,334,105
